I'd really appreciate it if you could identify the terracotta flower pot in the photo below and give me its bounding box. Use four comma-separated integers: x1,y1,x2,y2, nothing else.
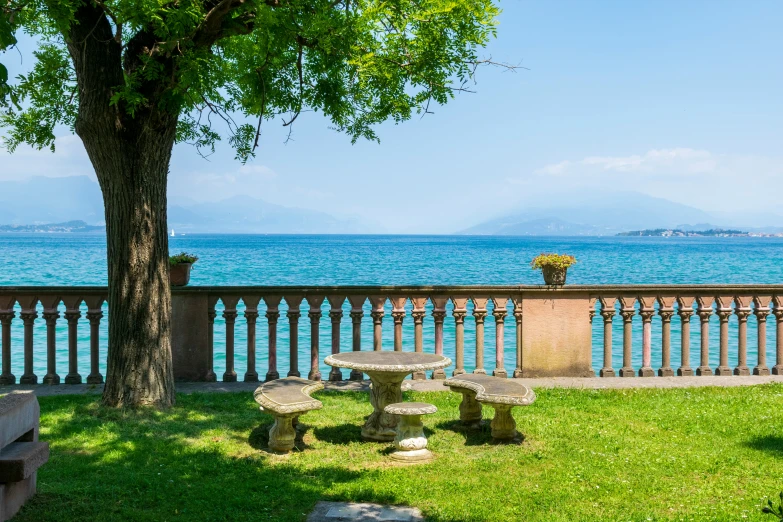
170,263,193,286
541,266,567,285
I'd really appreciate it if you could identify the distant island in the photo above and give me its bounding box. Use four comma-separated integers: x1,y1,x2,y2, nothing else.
0,220,104,233
617,228,781,237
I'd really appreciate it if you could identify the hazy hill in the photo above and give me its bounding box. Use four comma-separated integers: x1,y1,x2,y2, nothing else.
0,176,366,233
460,191,717,236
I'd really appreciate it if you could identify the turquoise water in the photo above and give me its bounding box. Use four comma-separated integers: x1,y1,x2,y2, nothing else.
0,234,781,380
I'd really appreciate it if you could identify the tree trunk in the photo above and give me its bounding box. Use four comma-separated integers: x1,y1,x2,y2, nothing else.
64,1,179,407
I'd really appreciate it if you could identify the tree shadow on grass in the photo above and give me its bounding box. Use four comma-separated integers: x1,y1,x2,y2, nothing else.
744,435,783,457
20,395,402,522
312,423,364,444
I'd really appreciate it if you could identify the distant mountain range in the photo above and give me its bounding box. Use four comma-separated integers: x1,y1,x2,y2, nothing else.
0,220,103,233
0,176,368,234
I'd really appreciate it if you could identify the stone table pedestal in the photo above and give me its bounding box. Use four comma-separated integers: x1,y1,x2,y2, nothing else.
384,402,437,463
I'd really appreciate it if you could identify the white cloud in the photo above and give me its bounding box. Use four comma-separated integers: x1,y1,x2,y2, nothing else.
0,134,95,181
536,148,717,176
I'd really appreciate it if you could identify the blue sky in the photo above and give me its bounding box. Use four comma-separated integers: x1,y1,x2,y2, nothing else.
3,0,782,232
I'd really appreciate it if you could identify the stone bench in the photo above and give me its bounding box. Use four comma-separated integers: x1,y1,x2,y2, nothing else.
253,377,324,453
443,374,536,442
383,402,437,463
0,392,49,522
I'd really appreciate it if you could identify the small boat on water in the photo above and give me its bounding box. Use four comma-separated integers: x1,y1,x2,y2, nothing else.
170,229,175,237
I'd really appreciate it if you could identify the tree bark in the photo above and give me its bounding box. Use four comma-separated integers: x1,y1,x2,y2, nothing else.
64,1,178,407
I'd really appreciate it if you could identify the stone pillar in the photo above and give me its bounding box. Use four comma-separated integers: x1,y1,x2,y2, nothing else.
677,297,695,376
411,297,427,380
733,296,752,376
472,297,488,375
41,297,61,385
715,296,733,376
520,291,594,377
348,296,366,381
657,297,675,377
285,296,303,377
492,297,508,378
306,295,324,381
206,296,218,382
599,298,616,377
753,296,771,376
512,297,523,378
221,296,239,383
243,297,261,382
431,297,448,379
0,302,16,385
170,292,213,381
696,297,714,376
63,297,82,384
619,297,636,378
85,309,103,385
19,297,38,385
638,297,655,377
773,297,783,375
327,296,345,382
370,296,385,352
452,297,468,376
390,297,407,352
264,296,282,382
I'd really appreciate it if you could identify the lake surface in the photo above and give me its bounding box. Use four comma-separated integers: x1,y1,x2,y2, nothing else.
1,234,781,379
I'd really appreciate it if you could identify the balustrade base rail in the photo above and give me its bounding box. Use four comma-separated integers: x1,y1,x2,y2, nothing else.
1,285,782,385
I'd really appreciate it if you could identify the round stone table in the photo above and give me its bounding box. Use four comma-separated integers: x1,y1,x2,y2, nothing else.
323,351,451,441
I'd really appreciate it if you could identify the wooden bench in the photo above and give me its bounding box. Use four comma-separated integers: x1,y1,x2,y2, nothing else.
253,377,324,453
0,392,49,522
443,374,536,441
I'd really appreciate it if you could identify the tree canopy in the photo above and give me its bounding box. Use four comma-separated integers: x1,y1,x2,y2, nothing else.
1,0,502,158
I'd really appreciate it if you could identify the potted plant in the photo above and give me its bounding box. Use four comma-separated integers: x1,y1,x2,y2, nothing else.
530,253,577,285
169,252,198,286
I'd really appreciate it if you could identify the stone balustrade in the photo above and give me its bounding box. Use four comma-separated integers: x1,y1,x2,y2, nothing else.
0,285,782,384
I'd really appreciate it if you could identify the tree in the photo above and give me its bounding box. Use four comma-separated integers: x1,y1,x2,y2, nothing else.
1,0,506,407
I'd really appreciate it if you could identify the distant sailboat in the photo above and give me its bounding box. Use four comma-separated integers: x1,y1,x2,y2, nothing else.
170,229,175,237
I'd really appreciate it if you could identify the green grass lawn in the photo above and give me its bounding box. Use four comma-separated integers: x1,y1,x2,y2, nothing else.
9,385,783,521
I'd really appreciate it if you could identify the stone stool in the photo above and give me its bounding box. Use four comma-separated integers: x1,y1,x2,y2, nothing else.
383,402,437,463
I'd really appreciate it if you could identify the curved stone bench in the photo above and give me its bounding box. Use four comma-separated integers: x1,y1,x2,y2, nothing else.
384,402,437,463
253,377,324,453
443,374,535,441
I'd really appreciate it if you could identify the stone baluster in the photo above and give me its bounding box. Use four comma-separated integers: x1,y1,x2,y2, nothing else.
410,297,427,380
472,297,488,375
243,296,261,382
638,296,655,377
327,296,345,381
431,296,448,379
753,296,771,376
657,297,675,377
348,296,366,381
677,297,695,376
0,296,16,385
492,297,508,378
618,297,636,377
206,296,218,382
715,296,733,376
63,297,82,384
773,296,783,375
512,297,523,378
285,296,303,377
40,296,61,385
370,296,386,352
599,297,617,377
733,296,752,376
85,296,105,384
390,297,407,352
264,296,282,381
451,297,468,376
306,295,324,381
696,296,714,376
18,297,39,385
221,296,240,382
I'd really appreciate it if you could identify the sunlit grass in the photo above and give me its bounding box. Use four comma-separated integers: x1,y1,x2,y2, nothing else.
9,385,783,521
